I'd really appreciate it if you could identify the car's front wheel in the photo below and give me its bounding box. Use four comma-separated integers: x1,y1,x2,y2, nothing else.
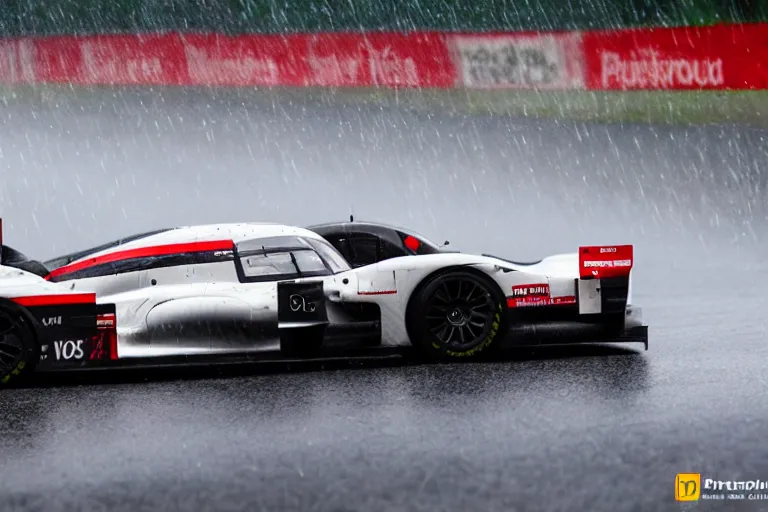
406,270,507,360
0,301,37,386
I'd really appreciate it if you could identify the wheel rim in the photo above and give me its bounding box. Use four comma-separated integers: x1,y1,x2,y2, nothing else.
424,277,495,351
0,308,26,377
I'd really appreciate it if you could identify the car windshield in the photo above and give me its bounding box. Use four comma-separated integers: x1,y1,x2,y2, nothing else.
236,235,350,280
240,250,328,278
304,237,351,273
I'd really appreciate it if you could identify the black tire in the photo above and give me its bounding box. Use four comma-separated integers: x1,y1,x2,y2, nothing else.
280,325,326,359
0,301,37,386
406,270,508,360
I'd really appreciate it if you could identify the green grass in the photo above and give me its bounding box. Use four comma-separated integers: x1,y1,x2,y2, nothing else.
458,90,768,125
2,84,768,126
289,88,768,126
335,88,768,125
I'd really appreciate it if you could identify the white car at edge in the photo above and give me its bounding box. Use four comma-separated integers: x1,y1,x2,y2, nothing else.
0,219,647,385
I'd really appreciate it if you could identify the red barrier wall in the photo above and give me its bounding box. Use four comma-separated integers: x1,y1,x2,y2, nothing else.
1,24,766,90
583,24,768,90
0,32,455,88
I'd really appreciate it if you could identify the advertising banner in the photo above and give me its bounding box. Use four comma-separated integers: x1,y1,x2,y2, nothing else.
450,32,585,89
1,24,767,90
583,24,768,90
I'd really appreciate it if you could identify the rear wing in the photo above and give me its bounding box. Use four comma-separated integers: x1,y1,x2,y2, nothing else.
577,245,634,316
578,245,633,280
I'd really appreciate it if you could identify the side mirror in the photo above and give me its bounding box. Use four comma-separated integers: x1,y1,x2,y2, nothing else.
440,240,450,248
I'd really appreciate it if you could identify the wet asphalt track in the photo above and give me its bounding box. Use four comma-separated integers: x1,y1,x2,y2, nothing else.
1,88,768,512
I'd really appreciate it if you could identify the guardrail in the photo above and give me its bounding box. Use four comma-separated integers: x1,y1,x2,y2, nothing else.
1,23,766,90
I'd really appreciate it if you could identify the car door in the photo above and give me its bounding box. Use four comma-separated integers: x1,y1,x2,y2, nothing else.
202,280,281,354
140,254,281,357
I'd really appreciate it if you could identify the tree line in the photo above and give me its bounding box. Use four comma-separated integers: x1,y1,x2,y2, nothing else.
0,0,763,36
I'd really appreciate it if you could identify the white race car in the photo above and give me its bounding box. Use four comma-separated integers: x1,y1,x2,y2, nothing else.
0,219,647,384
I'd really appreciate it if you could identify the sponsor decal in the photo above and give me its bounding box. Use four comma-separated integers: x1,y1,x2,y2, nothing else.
453,33,583,89
278,281,328,324
583,259,632,268
96,313,115,329
41,316,62,327
94,312,118,360
676,473,768,502
507,296,576,308
600,49,723,89
289,294,316,313
511,284,549,297
53,339,85,361
507,284,576,308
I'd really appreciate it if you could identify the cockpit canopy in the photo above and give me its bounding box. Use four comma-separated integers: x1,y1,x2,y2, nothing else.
234,235,351,282
306,221,445,268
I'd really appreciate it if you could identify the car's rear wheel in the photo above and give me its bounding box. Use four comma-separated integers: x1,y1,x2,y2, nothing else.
0,301,37,386
407,270,508,360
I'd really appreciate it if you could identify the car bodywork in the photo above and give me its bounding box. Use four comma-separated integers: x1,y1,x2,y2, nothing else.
0,219,647,382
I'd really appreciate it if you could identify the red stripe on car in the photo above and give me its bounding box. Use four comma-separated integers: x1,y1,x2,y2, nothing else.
46,239,235,279
12,293,97,307
507,296,576,308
